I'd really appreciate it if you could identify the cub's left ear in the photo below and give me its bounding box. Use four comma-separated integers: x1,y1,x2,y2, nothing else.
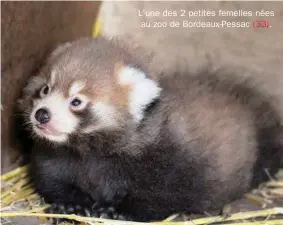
117,65,162,123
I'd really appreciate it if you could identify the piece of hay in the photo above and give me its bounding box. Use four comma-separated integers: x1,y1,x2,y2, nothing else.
92,10,102,37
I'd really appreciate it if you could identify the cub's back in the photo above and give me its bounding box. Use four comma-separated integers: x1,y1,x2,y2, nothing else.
160,72,283,202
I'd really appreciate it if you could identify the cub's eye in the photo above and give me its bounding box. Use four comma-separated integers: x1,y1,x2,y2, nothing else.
40,85,50,97
70,98,82,107
69,95,88,111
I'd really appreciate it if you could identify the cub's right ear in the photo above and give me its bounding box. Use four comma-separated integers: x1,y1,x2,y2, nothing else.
17,98,24,107
49,42,72,59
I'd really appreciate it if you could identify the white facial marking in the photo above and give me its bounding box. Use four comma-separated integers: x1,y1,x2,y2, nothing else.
94,101,118,127
118,66,162,123
69,81,86,96
31,91,79,142
83,101,118,133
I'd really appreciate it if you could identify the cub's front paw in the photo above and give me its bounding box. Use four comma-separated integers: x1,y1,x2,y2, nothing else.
46,203,92,224
91,204,131,220
45,202,132,223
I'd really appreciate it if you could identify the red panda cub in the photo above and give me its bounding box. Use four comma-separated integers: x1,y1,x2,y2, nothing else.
18,37,283,222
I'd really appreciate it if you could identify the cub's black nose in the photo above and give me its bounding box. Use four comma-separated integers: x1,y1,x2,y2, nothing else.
35,108,50,124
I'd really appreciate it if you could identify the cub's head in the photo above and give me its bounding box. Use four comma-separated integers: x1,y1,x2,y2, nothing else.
18,37,161,143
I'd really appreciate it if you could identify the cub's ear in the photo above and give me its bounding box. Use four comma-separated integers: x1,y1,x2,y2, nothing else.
117,65,162,123
49,42,72,59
